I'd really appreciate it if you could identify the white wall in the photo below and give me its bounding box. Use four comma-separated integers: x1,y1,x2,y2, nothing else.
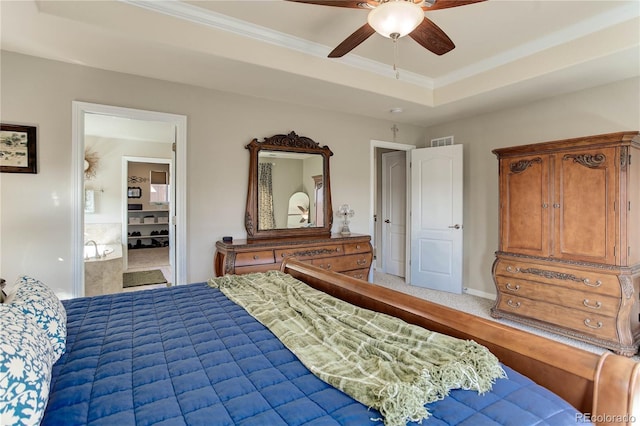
424,77,640,297
0,51,426,297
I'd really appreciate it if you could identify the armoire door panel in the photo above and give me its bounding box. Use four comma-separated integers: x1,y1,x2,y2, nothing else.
500,156,550,256
555,148,616,264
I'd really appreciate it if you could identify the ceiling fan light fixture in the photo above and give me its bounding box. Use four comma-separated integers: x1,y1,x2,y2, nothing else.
367,1,424,39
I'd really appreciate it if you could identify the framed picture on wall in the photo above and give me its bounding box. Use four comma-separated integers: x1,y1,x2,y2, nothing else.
0,124,37,174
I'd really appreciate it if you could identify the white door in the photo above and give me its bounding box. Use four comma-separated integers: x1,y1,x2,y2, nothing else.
382,151,406,277
410,144,463,293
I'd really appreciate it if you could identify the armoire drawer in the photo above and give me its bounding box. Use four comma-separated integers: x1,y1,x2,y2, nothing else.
311,253,371,273
494,276,620,317
494,259,620,297
495,295,619,341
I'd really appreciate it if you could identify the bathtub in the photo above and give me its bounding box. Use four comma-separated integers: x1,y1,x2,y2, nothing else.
84,243,120,261
84,244,123,296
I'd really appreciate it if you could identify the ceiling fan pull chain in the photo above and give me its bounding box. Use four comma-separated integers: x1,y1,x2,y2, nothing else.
392,33,400,80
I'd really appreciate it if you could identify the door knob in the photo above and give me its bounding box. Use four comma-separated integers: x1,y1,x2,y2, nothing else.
448,224,461,229
384,219,390,223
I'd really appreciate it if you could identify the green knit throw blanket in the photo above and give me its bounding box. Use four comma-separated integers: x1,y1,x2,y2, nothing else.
209,271,506,426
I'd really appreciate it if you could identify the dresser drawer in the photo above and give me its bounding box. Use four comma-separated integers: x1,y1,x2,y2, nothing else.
495,276,620,317
341,268,370,280
275,244,343,261
494,259,619,297
343,242,370,255
235,263,280,275
235,250,275,266
495,295,619,341
311,253,371,272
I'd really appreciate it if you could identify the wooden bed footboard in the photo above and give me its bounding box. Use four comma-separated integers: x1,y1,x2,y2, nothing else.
281,259,640,425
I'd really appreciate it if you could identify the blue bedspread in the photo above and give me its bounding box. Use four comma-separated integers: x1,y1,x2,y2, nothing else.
43,283,582,425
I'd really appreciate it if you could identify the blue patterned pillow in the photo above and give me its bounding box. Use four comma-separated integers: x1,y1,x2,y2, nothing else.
11,276,67,361
0,305,54,426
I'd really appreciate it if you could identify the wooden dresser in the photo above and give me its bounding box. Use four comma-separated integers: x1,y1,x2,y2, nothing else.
214,234,373,280
491,131,640,356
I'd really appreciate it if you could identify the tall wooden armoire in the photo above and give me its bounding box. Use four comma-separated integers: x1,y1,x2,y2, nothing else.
491,131,640,356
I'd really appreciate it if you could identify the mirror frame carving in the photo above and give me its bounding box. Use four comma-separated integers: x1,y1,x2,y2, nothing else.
245,131,333,240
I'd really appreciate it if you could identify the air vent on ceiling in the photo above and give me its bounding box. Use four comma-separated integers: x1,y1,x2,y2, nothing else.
430,136,454,147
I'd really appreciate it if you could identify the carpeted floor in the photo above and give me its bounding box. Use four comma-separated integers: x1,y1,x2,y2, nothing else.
123,269,167,288
373,271,640,360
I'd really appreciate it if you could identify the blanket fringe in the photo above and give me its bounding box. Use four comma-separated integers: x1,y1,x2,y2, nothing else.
377,340,507,426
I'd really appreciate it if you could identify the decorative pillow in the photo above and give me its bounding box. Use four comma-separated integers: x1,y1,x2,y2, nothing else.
11,276,67,362
0,305,54,426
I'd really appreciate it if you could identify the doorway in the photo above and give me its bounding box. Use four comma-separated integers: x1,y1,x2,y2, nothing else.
369,140,415,281
123,157,173,286
72,102,187,298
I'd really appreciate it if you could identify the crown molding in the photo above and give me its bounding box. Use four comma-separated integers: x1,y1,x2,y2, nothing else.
121,0,638,91
434,1,640,88
120,0,434,89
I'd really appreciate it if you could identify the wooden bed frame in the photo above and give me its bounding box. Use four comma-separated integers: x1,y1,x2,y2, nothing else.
281,259,640,426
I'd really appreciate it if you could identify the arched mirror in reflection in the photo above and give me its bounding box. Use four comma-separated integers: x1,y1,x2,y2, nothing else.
287,191,310,228
245,132,333,240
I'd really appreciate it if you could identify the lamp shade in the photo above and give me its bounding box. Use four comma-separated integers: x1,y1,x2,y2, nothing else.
367,1,424,39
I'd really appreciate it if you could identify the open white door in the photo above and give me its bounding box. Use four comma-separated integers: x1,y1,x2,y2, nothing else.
410,144,463,293
381,151,406,277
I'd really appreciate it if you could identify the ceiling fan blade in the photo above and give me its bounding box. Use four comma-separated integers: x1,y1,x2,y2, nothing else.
409,17,455,56
286,0,372,9
422,0,487,11
328,23,376,57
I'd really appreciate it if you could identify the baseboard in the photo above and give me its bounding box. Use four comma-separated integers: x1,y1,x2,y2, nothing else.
463,287,495,300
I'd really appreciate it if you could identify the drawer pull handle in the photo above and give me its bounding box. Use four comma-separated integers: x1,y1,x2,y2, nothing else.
505,283,520,291
583,278,602,288
356,245,360,249
253,255,259,260
354,274,363,279
584,319,603,329
507,300,521,308
506,266,521,273
583,299,602,309
356,259,367,266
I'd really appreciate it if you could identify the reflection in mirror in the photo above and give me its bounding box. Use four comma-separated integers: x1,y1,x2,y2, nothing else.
287,192,310,228
245,132,333,240
258,151,323,230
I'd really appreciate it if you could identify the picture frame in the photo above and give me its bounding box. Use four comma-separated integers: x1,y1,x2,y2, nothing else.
127,186,142,198
0,124,37,174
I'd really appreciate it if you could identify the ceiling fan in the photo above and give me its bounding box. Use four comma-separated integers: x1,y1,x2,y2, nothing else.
286,0,486,58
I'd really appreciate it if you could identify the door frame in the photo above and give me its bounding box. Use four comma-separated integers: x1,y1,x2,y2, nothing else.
369,140,415,281
71,101,187,298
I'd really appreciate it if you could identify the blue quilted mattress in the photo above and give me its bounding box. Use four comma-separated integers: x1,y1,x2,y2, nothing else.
43,283,582,425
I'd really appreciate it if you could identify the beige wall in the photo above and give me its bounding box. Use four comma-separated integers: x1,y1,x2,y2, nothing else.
2,51,637,299
425,77,640,297
0,51,425,297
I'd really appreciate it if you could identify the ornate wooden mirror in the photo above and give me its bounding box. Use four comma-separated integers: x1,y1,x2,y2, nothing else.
245,132,333,240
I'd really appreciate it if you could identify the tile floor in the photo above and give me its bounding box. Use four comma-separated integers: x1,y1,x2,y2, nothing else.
122,247,172,293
